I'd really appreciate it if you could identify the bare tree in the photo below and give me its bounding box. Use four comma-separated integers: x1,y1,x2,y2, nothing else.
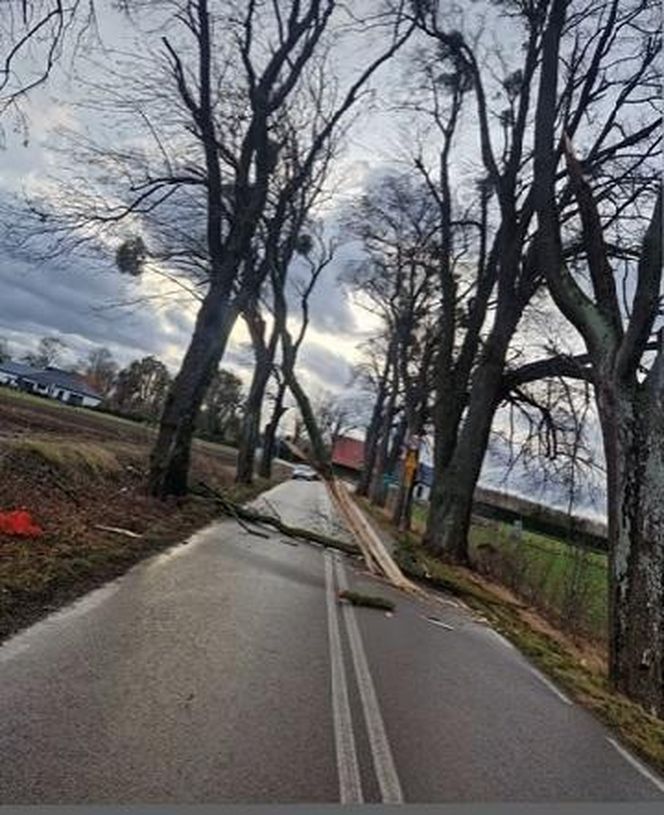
275,230,338,478
343,172,439,508
351,333,395,496
406,0,660,564
22,334,68,367
235,125,339,485
258,369,289,479
532,0,663,716
16,1,414,497
79,346,118,397
311,389,361,448
0,1,96,122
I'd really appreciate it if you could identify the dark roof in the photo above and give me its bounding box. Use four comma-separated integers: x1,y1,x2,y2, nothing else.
30,368,101,399
0,361,34,377
5,364,101,399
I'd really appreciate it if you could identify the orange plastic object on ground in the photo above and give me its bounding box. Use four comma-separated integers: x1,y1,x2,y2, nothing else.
0,510,44,537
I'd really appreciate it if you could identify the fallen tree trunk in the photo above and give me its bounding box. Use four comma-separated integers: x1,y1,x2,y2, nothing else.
327,478,421,594
196,478,418,595
194,482,361,557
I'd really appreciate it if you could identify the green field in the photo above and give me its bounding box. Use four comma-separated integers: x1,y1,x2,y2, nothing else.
411,501,608,641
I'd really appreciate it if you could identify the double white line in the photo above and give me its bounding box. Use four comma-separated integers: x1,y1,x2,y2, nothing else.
324,550,404,804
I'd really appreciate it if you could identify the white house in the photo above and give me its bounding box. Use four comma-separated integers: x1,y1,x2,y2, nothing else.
0,362,102,408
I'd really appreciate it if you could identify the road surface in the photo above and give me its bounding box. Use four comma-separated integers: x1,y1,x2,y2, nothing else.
0,480,662,803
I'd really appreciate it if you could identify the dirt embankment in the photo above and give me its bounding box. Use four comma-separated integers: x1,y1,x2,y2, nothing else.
0,390,287,642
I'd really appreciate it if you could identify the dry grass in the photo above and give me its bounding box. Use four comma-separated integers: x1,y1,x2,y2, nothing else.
6,437,125,476
0,393,289,643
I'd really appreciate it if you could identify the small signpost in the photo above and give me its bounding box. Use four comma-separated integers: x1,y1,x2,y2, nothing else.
403,448,419,487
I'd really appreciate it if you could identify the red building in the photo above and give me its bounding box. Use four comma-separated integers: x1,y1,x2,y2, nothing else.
331,436,365,474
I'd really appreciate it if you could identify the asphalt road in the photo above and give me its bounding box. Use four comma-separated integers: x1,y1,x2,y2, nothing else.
0,480,662,803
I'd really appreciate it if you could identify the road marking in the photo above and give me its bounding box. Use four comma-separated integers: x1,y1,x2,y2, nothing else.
324,552,363,804
486,629,516,650
606,737,664,794
527,665,573,705
422,615,454,630
335,556,404,804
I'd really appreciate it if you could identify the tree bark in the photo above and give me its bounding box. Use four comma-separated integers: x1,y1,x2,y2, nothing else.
149,286,240,497
357,404,382,496
358,374,389,496
235,369,267,484
236,314,279,484
424,362,504,564
369,386,399,507
357,343,395,496
281,332,334,479
258,379,288,479
424,299,522,562
598,377,664,715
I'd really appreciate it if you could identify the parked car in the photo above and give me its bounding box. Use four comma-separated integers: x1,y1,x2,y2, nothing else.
291,465,320,481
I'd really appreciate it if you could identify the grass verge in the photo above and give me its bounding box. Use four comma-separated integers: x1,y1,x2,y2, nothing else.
412,501,608,641
359,497,664,777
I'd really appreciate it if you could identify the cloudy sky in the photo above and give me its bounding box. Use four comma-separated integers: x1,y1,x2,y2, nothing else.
0,1,614,518
0,3,410,396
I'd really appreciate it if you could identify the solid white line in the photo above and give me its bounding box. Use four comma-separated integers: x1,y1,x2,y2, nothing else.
324,552,363,804
606,737,664,794
527,665,573,705
335,556,404,804
422,616,454,631
487,629,516,650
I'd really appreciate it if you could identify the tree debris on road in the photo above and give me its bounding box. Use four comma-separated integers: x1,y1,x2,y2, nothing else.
327,479,423,595
194,482,361,556
338,590,396,612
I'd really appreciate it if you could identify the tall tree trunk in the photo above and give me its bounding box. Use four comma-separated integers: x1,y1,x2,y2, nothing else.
358,387,387,497
425,364,504,564
386,412,407,475
358,348,393,497
598,379,664,716
149,287,240,497
425,313,518,562
259,380,287,479
425,392,465,556
392,419,419,529
281,333,333,479
237,296,282,484
236,354,273,484
369,389,399,507
285,372,333,479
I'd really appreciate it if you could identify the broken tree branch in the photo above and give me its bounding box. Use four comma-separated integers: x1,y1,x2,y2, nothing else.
194,482,361,556
327,478,422,594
